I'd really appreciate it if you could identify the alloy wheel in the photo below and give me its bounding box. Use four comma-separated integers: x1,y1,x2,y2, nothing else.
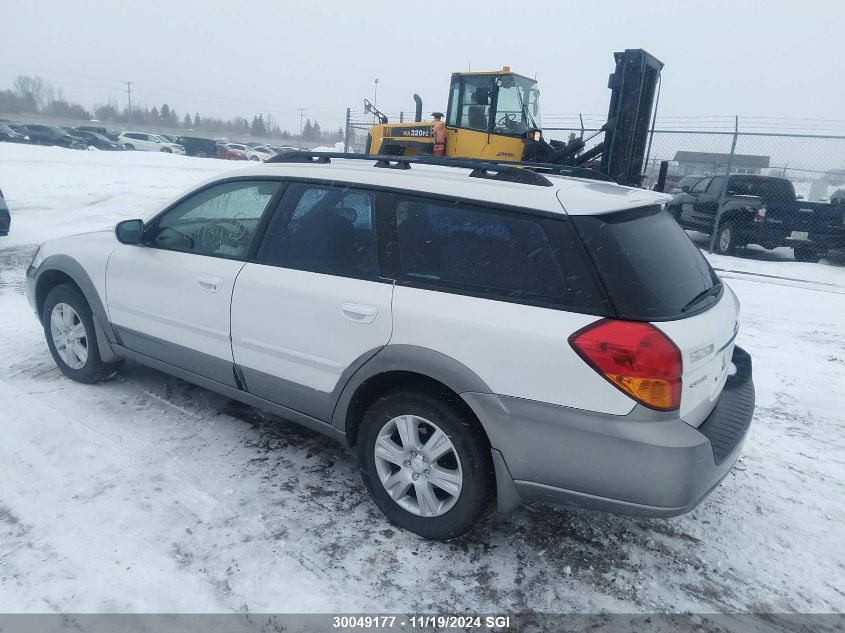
50,302,88,369
373,415,463,517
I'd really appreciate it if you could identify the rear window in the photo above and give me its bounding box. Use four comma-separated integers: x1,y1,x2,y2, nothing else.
572,205,720,320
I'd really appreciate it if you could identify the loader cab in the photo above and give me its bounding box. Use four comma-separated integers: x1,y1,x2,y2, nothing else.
443,68,542,160
446,69,542,137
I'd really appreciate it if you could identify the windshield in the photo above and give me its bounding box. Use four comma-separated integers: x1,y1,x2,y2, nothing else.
494,75,541,135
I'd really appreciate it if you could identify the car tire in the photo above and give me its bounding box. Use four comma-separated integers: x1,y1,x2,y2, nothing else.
249,156,259,161
358,386,492,541
715,221,737,255
124,144,135,150
197,151,208,158
793,245,824,263
161,148,172,153
42,284,121,384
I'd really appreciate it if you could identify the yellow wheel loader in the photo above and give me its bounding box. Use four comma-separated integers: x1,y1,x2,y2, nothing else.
365,49,664,187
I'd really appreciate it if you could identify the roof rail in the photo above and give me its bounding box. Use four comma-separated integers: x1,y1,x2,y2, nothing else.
266,152,565,187
267,151,615,183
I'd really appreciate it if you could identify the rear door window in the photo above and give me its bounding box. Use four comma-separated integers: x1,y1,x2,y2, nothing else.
390,195,604,312
255,182,380,280
572,205,720,320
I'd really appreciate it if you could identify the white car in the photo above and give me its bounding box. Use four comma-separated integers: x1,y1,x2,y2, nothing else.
118,132,185,154
25,153,755,540
250,146,277,161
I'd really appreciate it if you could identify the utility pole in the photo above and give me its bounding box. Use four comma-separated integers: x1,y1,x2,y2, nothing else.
374,78,378,108
123,81,133,111
297,108,305,137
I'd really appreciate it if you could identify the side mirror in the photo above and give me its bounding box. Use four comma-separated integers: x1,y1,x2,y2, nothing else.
115,219,144,245
681,185,691,193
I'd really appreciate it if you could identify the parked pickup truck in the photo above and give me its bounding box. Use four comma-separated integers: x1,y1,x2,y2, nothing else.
667,174,845,262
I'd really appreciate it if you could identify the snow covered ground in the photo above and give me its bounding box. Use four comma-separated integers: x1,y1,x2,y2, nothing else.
0,143,843,614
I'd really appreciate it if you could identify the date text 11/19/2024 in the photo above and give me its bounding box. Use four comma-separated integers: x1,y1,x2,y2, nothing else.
332,615,512,629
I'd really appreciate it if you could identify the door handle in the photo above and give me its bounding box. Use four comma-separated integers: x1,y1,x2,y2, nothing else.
197,275,222,293
341,303,378,324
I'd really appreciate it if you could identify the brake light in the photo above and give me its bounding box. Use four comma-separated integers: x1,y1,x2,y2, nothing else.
569,319,682,411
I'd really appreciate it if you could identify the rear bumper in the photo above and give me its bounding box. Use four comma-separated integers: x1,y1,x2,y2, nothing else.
784,232,845,250
466,346,755,517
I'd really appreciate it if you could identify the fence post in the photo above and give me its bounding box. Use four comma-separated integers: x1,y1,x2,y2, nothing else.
344,107,351,153
400,111,404,123
709,115,739,253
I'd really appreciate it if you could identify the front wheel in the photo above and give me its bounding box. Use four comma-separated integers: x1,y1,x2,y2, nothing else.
43,284,121,383
123,143,135,150
249,155,259,161
358,387,492,540
161,147,172,153
196,150,208,158
794,245,824,263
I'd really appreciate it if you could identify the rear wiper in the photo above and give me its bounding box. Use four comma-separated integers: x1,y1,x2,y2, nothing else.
681,283,722,313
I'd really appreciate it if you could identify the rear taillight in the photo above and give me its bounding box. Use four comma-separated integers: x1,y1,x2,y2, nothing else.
569,319,682,411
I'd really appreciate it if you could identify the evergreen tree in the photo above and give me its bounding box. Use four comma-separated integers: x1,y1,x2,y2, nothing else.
160,103,171,120
194,112,201,128
312,120,321,140
302,118,313,141
250,114,266,137
183,113,192,128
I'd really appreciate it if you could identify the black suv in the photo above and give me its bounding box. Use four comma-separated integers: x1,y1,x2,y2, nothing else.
176,136,218,158
23,125,87,149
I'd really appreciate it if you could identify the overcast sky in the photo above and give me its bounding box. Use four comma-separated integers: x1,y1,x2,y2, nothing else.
1,0,843,134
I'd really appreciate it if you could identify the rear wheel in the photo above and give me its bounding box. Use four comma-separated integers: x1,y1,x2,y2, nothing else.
794,245,824,263
358,387,492,540
43,284,121,384
196,150,208,158
124,143,135,150
715,221,737,255
249,155,259,161
161,147,172,153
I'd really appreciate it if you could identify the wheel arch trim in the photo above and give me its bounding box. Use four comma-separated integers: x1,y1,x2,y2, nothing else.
33,255,120,362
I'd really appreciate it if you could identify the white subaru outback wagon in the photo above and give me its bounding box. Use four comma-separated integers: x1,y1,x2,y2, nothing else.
26,153,755,540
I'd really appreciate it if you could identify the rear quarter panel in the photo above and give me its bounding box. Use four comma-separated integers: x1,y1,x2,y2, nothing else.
390,286,637,415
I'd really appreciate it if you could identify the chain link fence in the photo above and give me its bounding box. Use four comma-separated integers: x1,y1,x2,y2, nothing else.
540,123,845,260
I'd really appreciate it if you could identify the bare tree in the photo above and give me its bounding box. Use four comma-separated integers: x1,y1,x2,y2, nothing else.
13,75,46,110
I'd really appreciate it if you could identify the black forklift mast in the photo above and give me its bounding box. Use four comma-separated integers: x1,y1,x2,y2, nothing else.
541,49,664,187
598,49,664,187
